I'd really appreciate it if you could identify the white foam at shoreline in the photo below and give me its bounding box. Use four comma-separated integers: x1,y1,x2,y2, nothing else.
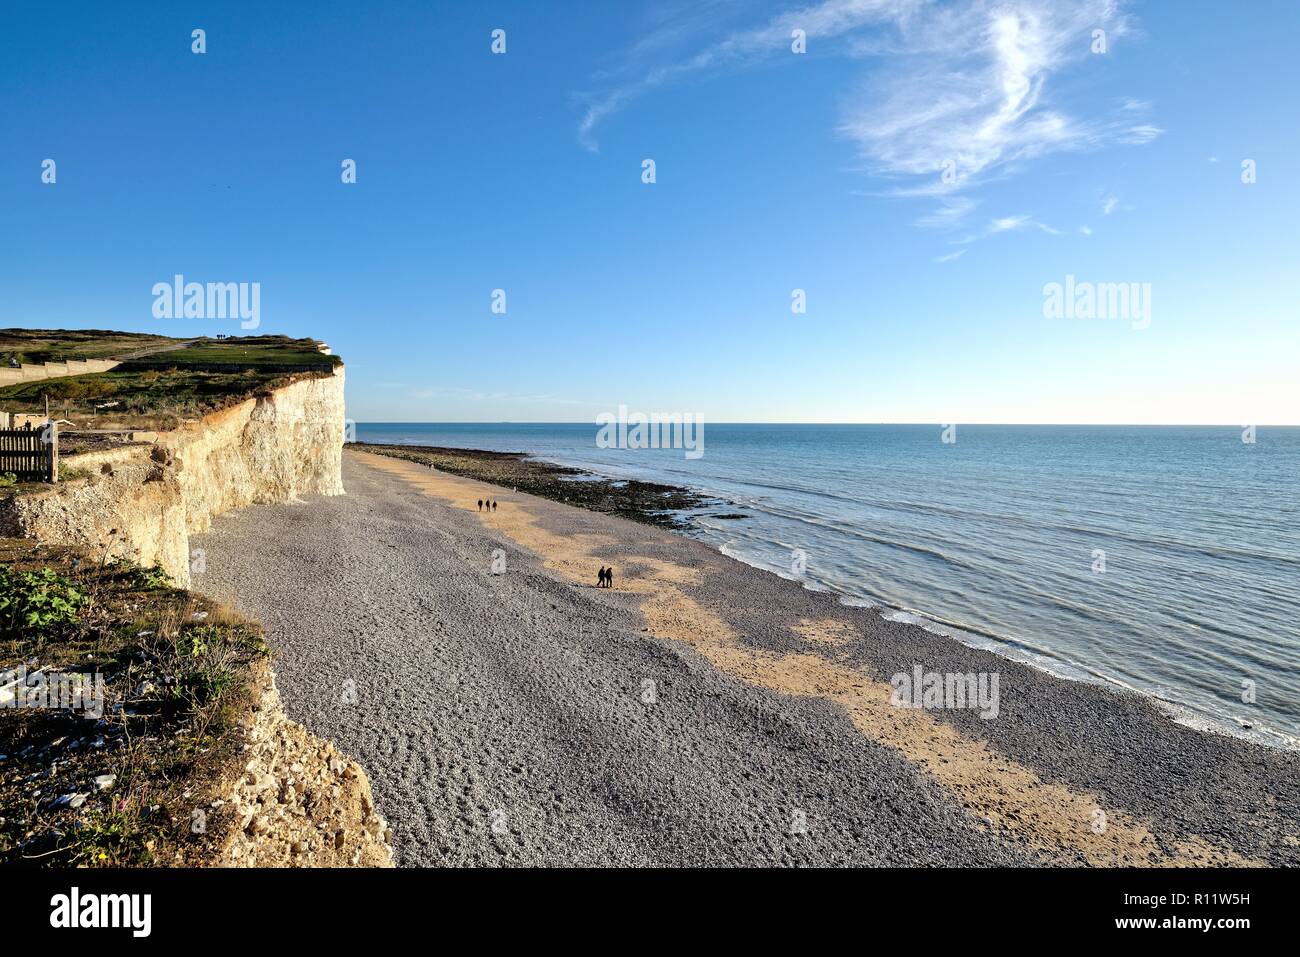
713,536,1300,753
376,435,1300,755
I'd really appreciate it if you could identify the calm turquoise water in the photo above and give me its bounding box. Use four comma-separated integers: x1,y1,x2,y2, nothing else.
357,423,1300,748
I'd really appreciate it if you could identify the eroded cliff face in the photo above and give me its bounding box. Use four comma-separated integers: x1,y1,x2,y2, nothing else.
162,368,346,542
201,669,393,868
0,368,345,587
0,364,392,869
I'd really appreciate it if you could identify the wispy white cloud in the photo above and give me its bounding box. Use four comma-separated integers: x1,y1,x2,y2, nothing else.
935,248,967,263
952,212,1060,244
577,0,926,152
1102,194,1119,215
574,0,1160,257
838,0,1157,191
577,1,1160,167
991,214,1031,233
914,195,977,228
1117,123,1162,144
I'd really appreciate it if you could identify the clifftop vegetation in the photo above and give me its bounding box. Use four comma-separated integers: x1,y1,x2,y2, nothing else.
0,332,340,431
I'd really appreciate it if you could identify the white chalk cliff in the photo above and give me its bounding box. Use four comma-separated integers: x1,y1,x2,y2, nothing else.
1,367,346,588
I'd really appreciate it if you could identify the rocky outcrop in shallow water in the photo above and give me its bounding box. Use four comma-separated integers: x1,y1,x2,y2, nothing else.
354,441,738,528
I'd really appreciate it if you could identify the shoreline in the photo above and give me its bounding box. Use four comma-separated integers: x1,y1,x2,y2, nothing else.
759,555,1298,753
350,441,741,529
195,448,1300,865
354,441,1298,753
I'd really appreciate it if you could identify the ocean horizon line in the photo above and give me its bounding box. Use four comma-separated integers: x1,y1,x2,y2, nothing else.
353,420,1300,428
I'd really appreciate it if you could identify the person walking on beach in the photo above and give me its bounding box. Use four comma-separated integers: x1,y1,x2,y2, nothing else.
605,566,614,589
492,499,497,512
597,567,607,588
477,499,483,511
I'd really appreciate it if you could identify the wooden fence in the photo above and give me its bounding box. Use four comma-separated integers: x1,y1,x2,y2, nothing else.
0,423,57,482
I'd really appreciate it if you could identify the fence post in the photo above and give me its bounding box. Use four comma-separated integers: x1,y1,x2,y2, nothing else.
48,420,59,483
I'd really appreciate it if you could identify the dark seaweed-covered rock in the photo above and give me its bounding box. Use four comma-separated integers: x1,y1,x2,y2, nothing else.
352,443,731,529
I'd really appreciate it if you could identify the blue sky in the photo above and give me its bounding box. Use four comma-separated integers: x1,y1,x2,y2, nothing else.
1,0,1297,424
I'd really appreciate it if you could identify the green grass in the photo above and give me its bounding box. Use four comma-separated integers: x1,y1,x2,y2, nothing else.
135,336,338,369
0,328,179,364
0,329,335,370
0,539,270,866
0,367,285,423
0,333,338,428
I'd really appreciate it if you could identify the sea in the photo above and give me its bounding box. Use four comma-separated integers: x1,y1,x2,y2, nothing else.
357,422,1300,749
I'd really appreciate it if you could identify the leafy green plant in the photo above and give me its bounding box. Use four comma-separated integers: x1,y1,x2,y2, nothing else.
0,566,88,640
71,807,165,867
184,628,209,658
0,539,274,867
129,565,172,591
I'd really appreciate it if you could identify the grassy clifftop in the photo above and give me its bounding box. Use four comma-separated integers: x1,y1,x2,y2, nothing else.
0,329,176,364
0,332,340,430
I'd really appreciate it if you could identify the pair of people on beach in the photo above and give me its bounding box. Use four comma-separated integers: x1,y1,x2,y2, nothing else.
478,498,496,512
596,566,615,589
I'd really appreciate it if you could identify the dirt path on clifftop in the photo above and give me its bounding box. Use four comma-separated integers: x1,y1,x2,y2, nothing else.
190,450,1300,866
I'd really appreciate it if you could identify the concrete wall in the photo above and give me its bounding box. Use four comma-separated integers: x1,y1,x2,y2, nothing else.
9,414,50,429
0,358,119,386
